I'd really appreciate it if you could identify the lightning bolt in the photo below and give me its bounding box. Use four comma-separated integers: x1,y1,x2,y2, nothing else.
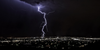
37,5,47,38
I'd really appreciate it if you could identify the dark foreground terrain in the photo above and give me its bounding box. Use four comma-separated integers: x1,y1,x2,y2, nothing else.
0,37,100,49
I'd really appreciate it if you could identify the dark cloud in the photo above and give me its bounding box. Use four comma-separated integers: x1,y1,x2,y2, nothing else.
0,0,43,37
0,0,100,37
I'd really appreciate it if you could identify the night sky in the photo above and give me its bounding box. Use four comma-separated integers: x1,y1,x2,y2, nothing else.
0,0,100,37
